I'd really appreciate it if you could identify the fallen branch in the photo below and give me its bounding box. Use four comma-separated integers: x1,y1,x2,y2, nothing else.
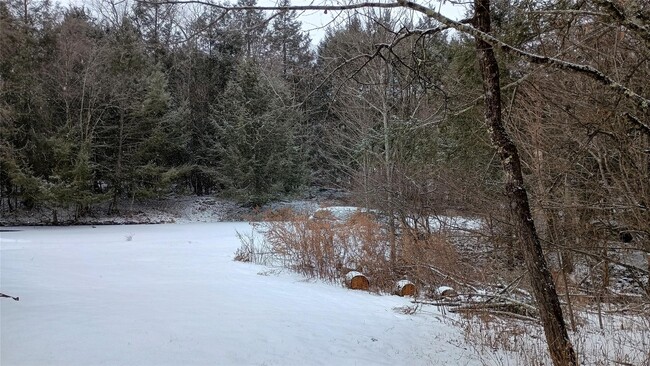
398,264,480,292
450,307,539,323
459,292,539,315
412,300,465,307
0,292,19,301
484,274,526,304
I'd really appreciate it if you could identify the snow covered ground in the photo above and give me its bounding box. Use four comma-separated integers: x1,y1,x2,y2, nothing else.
1,223,485,366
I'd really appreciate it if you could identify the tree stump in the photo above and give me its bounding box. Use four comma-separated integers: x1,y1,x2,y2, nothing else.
394,280,417,297
345,271,369,290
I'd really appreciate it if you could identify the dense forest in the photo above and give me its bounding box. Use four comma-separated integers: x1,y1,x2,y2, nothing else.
1,0,648,284
1,0,319,212
3,0,646,229
2,0,649,363
0,0,499,217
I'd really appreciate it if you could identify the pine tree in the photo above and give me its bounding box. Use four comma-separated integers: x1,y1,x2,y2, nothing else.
265,0,312,80
232,0,267,60
212,60,306,205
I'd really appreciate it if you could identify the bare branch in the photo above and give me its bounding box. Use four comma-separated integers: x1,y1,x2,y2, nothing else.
548,242,650,275
398,0,650,110
136,0,650,109
137,0,403,12
530,10,608,17
624,112,650,136
593,0,650,46
0,293,19,301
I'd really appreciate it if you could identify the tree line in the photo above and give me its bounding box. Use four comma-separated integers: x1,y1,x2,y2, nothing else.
1,0,648,293
0,0,497,216
1,0,317,214
2,0,649,363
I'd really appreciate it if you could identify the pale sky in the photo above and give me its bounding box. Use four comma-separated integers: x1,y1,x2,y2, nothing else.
258,0,468,45
64,0,468,45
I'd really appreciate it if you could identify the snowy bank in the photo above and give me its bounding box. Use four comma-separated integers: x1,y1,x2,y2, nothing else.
1,223,484,366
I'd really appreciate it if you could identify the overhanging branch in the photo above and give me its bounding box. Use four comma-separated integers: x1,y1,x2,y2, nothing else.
398,0,650,111
139,0,650,110
593,0,650,46
138,0,403,12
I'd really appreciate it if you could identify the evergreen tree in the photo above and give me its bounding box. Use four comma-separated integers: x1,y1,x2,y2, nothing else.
212,60,306,205
231,0,266,60
131,66,194,197
264,0,312,80
164,10,244,195
132,0,178,59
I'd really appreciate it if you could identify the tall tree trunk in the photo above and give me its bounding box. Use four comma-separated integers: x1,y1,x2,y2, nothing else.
111,110,125,214
382,70,396,269
473,1,577,365
23,0,28,25
282,41,287,76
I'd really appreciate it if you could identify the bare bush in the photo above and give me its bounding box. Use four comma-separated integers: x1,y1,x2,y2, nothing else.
396,229,474,294
460,307,650,365
259,210,393,289
236,208,474,294
233,229,277,266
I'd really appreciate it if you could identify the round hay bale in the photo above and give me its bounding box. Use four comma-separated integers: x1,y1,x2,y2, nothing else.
437,286,457,297
395,280,417,297
345,271,369,290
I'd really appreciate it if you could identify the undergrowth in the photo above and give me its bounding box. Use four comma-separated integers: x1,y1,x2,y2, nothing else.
459,306,650,365
234,207,469,293
234,206,650,365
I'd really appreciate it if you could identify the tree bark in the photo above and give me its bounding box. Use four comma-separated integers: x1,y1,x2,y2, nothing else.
111,109,125,214
473,0,577,365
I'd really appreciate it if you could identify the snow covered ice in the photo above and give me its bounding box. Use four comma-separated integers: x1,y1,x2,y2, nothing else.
1,223,482,365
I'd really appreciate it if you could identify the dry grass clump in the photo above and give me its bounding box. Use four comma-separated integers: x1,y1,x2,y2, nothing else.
259,210,392,289
236,208,470,294
398,229,469,290
460,309,650,366
234,206,649,365
261,206,298,222
234,228,277,266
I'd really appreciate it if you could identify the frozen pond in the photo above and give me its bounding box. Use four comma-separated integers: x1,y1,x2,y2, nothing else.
0,223,479,366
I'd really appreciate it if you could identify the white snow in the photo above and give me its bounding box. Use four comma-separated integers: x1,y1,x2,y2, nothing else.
344,271,365,282
312,206,364,221
396,280,413,288
1,223,483,366
436,286,455,295
424,216,483,232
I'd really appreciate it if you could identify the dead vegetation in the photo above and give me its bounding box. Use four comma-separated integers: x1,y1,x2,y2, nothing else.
234,204,649,364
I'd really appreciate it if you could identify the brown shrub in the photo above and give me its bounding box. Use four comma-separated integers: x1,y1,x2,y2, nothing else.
257,210,390,290
397,229,468,291
248,209,469,294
